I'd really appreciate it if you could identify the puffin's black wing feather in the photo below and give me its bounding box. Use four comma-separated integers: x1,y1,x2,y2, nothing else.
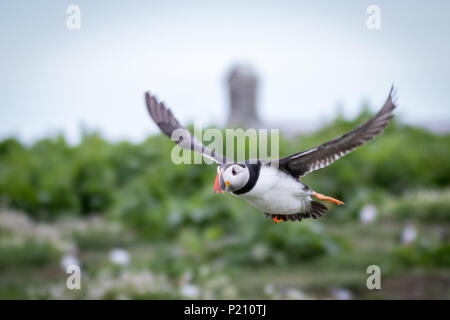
145,92,228,164
278,86,397,178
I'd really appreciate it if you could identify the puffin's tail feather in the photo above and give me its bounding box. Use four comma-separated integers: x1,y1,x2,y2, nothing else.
308,201,328,219
265,201,328,222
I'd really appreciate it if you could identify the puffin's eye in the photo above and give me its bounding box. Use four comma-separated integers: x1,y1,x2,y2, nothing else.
232,168,237,176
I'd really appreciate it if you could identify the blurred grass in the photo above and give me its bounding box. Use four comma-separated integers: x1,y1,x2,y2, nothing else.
0,108,448,299
0,210,448,299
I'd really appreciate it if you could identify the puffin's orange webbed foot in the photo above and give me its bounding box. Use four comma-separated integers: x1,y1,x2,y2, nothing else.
273,217,283,223
312,192,344,205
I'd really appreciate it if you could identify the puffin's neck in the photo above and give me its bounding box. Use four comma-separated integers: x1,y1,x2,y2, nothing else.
232,161,261,195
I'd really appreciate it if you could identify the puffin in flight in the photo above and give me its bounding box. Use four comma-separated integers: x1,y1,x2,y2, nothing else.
145,87,396,223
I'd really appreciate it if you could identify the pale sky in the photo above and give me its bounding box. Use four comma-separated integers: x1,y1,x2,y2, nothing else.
1,0,449,143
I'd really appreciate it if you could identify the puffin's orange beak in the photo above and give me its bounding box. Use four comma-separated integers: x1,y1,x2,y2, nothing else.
214,172,224,193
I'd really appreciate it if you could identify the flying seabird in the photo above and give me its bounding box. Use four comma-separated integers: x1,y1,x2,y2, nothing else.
145,87,396,223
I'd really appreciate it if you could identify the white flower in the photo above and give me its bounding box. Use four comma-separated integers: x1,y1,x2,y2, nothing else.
359,204,377,224
109,248,130,266
180,284,201,299
199,265,210,277
60,254,80,270
285,288,305,300
264,284,275,296
401,224,417,244
251,244,269,261
331,287,353,300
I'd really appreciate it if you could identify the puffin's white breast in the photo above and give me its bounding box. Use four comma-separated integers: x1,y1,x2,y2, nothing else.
236,166,312,215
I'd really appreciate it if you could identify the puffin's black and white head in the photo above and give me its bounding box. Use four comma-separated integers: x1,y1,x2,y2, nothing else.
214,164,249,193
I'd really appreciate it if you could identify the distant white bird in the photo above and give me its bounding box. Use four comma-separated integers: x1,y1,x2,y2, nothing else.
145,87,396,223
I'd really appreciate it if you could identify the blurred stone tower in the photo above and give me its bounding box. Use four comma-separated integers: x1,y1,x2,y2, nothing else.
226,64,261,128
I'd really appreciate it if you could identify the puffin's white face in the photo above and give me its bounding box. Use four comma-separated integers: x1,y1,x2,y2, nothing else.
214,164,250,193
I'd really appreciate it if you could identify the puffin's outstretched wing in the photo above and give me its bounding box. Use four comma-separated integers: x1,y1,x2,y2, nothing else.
145,92,228,164
278,86,397,179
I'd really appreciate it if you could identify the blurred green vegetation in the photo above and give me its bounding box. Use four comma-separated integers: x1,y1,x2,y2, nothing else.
1,112,449,223
0,109,449,299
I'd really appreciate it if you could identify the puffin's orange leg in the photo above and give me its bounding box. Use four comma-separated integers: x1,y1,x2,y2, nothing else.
273,217,283,223
312,192,344,205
